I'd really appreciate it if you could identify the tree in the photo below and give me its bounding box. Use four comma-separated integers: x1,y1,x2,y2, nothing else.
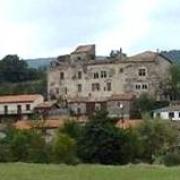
133,93,155,117
0,55,46,83
52,133,77,164
59,120,82,140
136,116,177,163
77,110,139,165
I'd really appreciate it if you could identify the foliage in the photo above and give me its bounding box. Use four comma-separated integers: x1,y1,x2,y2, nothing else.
0,55,45,83
136,116,177,163
0,128,48,163
161,63,180,100
59,120,82,140
0,55,47,97
163,151,180,166
77,110,139,165
133,93,156,116
52,132,77,164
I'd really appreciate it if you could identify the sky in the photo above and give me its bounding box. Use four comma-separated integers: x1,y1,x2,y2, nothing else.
0,0,180,59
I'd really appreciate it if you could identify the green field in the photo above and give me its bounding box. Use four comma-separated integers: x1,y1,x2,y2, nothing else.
0,163,180,180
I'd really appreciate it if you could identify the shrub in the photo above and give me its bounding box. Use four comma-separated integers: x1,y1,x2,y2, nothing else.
52,133,77,164
163,152,180,166
59,120,82,140
77,110,139,165
136,116,177,163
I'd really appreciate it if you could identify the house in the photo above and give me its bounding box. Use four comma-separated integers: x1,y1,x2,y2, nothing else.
0,94,44,121
153,105,180,121
48,44,172,117
67,93,135,119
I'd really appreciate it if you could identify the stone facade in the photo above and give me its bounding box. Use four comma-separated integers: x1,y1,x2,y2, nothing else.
47,44,172,117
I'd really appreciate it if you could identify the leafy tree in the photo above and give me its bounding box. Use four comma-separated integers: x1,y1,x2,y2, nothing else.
0,55,46,84
133,93,156,117
136,116,177,163
59,120,82,140
77,110,139,165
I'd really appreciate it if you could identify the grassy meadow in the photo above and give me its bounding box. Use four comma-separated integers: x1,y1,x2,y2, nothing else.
0,163,180,180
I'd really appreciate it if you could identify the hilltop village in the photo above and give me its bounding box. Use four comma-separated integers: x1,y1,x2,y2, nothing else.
0,44,177,125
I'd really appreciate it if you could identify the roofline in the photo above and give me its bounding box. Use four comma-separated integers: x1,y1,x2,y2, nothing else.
159,53,173,64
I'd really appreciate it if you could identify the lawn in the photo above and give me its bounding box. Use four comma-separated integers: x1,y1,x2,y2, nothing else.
0,163,180,180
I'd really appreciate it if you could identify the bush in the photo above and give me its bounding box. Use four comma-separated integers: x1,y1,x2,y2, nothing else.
136,116,177,163
59,120,82,140
0,128,49,163
52,133,77,164
77,110,139,165
163,151,180,166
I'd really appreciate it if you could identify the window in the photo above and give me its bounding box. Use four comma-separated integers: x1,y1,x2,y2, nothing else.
94,72,99,79
92,83,100,91
77,84,82,92
17,105,22,114
101,71,107,78
4,105,8,114
107,82,112,91
179,112,180,118
56,88,59,94
77,71,82,79
142,84,148,89
60,72,64,80
119,68,124,73
26,104,31,111
77,107,81,115
77,57,81,60
169,112,174,118
64,87,68,95
136,84,141,90
138,68,146,76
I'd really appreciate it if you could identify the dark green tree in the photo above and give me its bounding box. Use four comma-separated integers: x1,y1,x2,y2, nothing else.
77,110,139,165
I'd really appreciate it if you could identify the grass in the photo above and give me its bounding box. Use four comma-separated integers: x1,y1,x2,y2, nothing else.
0,163,180,180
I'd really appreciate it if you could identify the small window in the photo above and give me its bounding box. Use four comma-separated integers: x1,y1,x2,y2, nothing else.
94,72,99,79
17,105,22,114
77,57,81,60
4,105,8,114
56,88,59,94
107,82,111,91
64,87,68,95
77,107,81,115
92,83,100,91
169,112,174,118
26,104,31,111
136,84,141,90
60,72,64,80
119,68,124,73
101,71,107,78
142,84,148,89
138,68,146,76
77,84,82,92
77,71,82,79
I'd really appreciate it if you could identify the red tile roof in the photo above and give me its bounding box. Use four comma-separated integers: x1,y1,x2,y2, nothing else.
0,94,43,104
15,120,64,130
116,119,142,129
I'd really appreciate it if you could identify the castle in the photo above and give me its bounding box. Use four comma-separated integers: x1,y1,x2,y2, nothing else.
47,45,172,118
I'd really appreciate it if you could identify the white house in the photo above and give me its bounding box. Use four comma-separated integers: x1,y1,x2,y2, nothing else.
0,94,44,120
153,105,180,121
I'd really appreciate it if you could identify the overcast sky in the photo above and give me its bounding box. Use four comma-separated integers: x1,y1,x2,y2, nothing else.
0,0,180,58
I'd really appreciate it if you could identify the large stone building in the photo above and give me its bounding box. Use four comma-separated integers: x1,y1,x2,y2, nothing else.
47,45,172,118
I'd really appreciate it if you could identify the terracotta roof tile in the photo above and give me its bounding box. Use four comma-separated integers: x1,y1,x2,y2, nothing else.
0,94,43,104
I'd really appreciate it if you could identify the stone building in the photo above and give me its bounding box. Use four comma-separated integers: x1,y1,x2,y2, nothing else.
47,44,172,118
